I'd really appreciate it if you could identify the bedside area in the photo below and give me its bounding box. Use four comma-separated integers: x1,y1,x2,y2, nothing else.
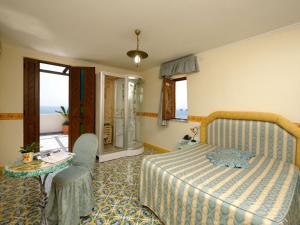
175,139,200,150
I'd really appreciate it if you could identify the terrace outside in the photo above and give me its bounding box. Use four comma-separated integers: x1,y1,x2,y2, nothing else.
39,63,69,152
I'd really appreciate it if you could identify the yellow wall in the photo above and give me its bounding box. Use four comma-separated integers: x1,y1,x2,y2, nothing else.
0,41,134,165
2,24,300,163
141,24,300,150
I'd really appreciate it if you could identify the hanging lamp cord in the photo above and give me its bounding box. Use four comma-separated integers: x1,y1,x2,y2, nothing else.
136,33,139,50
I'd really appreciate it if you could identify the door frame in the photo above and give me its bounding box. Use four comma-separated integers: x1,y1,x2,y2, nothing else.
98,72,127,155
23,57,70,150
98,72,124,156
97,72,145,162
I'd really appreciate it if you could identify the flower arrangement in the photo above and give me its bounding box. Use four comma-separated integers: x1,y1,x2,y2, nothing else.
190,126,199,142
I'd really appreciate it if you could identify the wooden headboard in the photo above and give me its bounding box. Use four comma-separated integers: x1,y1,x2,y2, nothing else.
200,111,300,168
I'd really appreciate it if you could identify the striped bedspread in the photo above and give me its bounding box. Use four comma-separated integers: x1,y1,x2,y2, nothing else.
139,144,300,225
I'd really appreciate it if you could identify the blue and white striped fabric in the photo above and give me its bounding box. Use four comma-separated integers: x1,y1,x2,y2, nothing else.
139,144,300,225
207,119,296,163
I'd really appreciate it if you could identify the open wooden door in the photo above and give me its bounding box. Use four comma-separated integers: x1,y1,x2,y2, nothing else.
23,58,40,146
69,67,96,150
23,58,95,151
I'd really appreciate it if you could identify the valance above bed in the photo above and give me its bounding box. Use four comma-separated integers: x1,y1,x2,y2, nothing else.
159,55,199,78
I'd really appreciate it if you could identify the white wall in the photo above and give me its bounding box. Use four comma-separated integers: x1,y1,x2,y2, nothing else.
141,24,300,150
40,114,65,134
0,40,135,164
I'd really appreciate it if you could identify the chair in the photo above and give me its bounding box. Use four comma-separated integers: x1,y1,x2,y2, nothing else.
47,133,98,225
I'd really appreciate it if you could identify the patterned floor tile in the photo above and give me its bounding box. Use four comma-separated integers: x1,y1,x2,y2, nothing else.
0,148,163,225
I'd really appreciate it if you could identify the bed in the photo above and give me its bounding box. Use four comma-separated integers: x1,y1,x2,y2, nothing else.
139,111,300,225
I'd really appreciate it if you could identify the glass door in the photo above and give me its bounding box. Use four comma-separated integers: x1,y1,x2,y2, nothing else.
99,73,144,157
126,77,144,149
113,78,125,148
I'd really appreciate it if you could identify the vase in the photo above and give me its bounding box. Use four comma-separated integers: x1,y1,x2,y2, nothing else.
63,125,69,135
22,152,33,163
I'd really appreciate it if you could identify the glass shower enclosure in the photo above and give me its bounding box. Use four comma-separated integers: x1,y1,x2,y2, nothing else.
96,72,144,161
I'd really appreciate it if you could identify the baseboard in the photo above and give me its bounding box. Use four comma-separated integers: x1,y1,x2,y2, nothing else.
98,147,144,162
0,165,3,176
144,142,171,153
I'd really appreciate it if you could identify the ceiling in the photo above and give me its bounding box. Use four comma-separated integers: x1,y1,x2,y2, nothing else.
0,0,300,71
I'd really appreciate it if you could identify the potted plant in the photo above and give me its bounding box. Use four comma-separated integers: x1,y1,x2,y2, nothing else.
20,142,39,163
56,106,69,134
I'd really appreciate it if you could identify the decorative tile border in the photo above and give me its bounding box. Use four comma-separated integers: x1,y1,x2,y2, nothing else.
0,113,23,120
187,115,205,122
0,165,3,176
136,112,158,117
138,111,300,127
1,111,299,127
137,111,205,122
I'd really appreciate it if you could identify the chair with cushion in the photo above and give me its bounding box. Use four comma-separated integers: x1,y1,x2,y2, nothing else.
47,133,98,225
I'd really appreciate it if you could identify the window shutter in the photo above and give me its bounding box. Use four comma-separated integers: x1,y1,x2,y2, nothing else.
162,78,175,120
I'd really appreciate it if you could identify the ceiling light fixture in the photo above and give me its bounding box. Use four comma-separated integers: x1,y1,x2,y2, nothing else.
127,29,148,66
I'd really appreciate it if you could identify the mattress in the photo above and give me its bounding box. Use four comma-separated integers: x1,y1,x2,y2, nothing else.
139,144,300,225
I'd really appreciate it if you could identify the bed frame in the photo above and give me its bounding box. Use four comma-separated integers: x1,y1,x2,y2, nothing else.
200,111,300,168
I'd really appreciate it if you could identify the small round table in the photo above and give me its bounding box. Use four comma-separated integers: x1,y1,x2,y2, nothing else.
4,154,75,225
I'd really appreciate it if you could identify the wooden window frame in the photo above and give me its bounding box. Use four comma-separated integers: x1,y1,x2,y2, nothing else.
162,78,175,120
39,60,70,76
162,76,188,121
173,77,188,121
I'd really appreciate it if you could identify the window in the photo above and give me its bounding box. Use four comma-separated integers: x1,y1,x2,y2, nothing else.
175,78,188,119
162,77,188,120
40,63,69,75
40,62,69,115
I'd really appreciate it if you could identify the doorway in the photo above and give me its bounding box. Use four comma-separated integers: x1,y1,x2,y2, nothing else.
39,62,70,152
97,72,144,162
103,75,125,154
23,58,96,152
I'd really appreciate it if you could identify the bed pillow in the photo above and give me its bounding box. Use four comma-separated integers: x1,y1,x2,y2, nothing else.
206,148,255,169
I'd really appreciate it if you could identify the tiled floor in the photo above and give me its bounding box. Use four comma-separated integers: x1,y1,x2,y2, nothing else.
40,133,68,152
103,144,123,154
0,148,163,225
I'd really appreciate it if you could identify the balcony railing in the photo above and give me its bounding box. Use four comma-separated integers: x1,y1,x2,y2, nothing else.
40,113,65,134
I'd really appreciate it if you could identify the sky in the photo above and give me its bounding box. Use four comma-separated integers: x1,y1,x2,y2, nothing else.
40,72,69,107
175,80,188,109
